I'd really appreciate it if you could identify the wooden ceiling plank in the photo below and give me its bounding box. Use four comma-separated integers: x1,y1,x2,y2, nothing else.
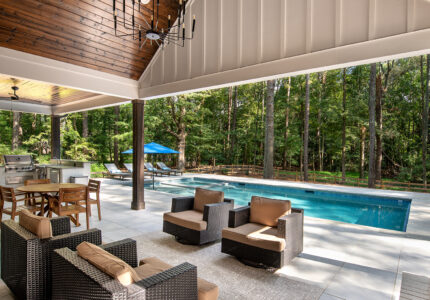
0,20,146,75
0,35,137,79
0,26,141,76
0,1,155,61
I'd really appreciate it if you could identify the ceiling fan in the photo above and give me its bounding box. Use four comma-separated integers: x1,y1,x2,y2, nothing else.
0,85,20,101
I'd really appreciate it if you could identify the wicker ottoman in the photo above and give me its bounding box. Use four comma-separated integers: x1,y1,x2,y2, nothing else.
139,257,219,300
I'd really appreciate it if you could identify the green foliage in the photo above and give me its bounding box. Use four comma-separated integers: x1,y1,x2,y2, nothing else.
1,55,429,184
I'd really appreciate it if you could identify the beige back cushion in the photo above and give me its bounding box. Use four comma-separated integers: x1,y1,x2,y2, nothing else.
77,242,140,286
249,196,291,227
193,188,224,212
19,209,53,239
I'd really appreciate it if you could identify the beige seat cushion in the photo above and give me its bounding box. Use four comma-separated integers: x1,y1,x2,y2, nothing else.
222,223,286,252
163,210,207,231
77,242,140,286
193,188,224,212
138,257,219,300
250,196,291,227
19,209,52,239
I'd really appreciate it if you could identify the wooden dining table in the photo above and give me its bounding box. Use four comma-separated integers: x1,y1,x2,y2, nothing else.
16,183,88,226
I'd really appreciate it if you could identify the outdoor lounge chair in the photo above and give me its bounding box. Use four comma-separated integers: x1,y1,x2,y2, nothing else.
124,163,153,177
163,188,234,245
104,163,132,180
144,162,170,176
51,238,218,299
157,162,183,176
221,196,303,268
1,210,102,300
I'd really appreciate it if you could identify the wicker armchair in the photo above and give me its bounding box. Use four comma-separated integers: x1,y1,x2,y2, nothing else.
52,238,198,300
1,217,102,300
163,192,234,245
221,197,304,268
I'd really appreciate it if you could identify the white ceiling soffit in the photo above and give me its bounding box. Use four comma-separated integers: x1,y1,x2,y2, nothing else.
139,0,430,99
0,100,52,115
0,47,139,100
51,95,130,115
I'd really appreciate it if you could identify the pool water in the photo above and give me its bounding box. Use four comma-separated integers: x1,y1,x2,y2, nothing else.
146,177,411,232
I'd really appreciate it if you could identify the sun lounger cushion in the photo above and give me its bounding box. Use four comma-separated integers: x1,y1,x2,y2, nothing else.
163,210,207,231
19,209,53,239
250,196,291,227
222,222,286,252
193,188,224,212
138,257,219,300
77,242,140,286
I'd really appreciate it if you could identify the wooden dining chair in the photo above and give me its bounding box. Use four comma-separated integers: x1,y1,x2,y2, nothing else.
24,178,51,213
88,179,101,220
0,186,40,222
48,187,90,230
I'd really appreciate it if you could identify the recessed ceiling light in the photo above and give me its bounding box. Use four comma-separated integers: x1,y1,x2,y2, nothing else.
141,0,150,4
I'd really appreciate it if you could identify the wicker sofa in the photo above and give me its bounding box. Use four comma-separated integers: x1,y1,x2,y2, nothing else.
51,238,199,299
1,216,102,300
163,188,234,245
221,196,304,268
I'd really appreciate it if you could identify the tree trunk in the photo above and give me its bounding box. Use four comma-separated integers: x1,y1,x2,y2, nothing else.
303,74,310,181
82,111,89,138
231,86,238,164
113,106,120,166
318,72,326,171
283,77,291,170
342,68,347,182
359,125,366,179
375,73,383,181
264,80,276,179
227,87,233,157
12,112,22,151
423,55,430,187
177,122,187,170
368,63,377,188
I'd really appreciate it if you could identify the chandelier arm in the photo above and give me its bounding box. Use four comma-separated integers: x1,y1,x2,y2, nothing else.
139,38,148,50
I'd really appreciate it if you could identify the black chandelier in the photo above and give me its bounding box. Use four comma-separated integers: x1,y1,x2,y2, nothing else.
113,0,196,49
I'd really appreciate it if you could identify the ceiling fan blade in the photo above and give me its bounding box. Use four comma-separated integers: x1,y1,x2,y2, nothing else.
0,97,13,101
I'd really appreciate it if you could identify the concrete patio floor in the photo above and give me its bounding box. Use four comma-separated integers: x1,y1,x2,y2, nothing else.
1,174,430,299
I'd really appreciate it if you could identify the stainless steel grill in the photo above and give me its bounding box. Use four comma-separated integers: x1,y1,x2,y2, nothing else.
3,155,36,185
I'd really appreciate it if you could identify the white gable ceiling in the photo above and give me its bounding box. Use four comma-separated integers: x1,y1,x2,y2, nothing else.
139,0,430,99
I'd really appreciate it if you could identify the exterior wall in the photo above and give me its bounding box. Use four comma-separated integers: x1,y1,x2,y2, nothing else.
139,0,430,99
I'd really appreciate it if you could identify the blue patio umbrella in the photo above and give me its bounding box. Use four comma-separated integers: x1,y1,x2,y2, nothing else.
122,142,180,154
122,142,180,189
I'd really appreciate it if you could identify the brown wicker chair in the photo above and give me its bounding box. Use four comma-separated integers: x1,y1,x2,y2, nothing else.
221,196,304,268
1,216,102,300
163,189,234,245
51,239,198,299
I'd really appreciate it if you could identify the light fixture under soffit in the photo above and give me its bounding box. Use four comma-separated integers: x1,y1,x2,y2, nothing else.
113,0,196,49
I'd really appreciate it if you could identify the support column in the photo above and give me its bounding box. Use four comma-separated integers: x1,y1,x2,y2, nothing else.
51,115,61,159
132,100,145,210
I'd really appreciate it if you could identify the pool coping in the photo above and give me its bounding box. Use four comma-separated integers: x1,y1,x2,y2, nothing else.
152,173,430,237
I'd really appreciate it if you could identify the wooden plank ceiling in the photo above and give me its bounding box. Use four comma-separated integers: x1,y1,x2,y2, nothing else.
0,75,98,105
0,0,180,80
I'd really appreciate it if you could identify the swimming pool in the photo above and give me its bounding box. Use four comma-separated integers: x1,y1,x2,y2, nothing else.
146,177,412,231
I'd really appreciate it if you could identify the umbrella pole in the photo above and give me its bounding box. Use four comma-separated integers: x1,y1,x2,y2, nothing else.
152,155,155,190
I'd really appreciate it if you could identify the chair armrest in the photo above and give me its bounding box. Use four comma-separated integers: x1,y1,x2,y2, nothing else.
100,238,137,268
49,228,102,252
171,196,195,212
52,248,128,299
203,202,234,226
50,216,71,236
133,262,197,299
228,206,250,228
224,198,234,205
277,208,304,254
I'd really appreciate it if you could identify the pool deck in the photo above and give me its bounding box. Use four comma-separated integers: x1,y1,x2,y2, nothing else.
1,174,430,300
